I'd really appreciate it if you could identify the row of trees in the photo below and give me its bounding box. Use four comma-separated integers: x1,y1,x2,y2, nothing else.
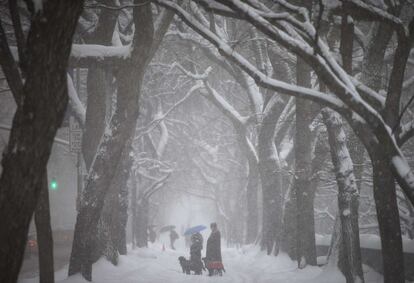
0,1,414,283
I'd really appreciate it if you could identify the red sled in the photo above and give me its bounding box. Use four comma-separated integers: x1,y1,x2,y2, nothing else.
207,261,224,270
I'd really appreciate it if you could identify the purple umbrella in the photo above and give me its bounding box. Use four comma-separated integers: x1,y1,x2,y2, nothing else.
184,225,207,236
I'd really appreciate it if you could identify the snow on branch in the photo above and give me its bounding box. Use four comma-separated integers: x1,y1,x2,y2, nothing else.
168,62,212,80
153,0,346,111
136,81,204,138
337,0,409,40
142,172,172,200
165,30,237,79
398,121,414,146
193,1,238,18
153,0,414,206
69,44,131,67
84,3,149,10
192,157,218,185
67,74,86,126
154,100,169,157
202,81,249,127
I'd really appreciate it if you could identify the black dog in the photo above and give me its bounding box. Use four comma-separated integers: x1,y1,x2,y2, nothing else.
202,257,225,276
178,256,204,275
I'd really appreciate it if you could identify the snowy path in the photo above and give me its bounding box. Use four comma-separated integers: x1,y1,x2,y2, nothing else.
20,244,383,283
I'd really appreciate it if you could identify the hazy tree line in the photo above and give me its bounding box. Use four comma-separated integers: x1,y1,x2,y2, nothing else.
1,1,414,283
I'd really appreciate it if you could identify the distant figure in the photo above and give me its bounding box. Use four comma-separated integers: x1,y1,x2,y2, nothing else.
148,227,156,243
205,222,224,276
189,232,204,274
169,229,179,250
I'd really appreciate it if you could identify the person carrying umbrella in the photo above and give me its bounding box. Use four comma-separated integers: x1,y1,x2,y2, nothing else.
189,232,203,274
205,222,223,276
169,228,179,250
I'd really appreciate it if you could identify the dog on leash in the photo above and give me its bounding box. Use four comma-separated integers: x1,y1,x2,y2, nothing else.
202,257,225,276
178,256,204,275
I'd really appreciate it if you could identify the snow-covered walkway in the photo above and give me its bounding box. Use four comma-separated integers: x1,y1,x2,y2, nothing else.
20,243,383,283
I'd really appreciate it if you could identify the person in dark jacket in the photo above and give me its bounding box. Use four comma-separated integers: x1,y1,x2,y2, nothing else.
206,223,222,261
169,229,179,250
189,232,204,274
205,222,223,276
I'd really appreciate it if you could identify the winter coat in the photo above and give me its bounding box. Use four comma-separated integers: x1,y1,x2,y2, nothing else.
206,230,222,262
190,241,203,262
170,230,179,241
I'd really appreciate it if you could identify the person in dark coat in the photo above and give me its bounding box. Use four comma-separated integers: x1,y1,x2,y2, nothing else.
169,229,179,250
189,232,204,274
205,222,223,276
206,223,222,262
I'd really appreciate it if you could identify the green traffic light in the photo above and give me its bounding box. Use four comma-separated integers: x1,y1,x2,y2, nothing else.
50,179,58,190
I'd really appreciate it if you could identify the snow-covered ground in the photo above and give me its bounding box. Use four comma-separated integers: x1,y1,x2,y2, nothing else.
19,242,384,283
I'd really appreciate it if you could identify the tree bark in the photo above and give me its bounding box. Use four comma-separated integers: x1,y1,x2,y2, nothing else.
258,100,283,255
339,9,365,193
282,186,297,259
99,146,132,261
34,171,54,283
136,198,149,248
0,2,83,282
131,175,138,249
370,149,405,283
82,0,118,169
326,213,342,269
116,154,132,255
361,20,406,283
294,59,317,268
245,158,259,244
323,110,364,283
68,4,154,280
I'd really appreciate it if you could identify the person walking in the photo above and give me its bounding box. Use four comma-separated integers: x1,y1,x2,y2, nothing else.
189,232,203,274
205,222,223,276
169,228,179,250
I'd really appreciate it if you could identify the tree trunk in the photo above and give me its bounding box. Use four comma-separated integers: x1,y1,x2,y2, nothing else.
293,5,317,265
258,101,283,255
326,213,341,268
34,171,54,283
68,4,154,280
100,147,132,260
0,2,83,282
131,175,138,249
282,186,297,259
294,58,317,268
116,154,132,255
370,150,405,283
245,156,259,244
82,6,118,262
323,110,364,283
360,19,405,283
339,9,365,193
82,67,110,169
136,198,149,248
82,0,118,169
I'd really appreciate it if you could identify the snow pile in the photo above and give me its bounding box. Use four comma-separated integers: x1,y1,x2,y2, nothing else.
19,244,384,283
